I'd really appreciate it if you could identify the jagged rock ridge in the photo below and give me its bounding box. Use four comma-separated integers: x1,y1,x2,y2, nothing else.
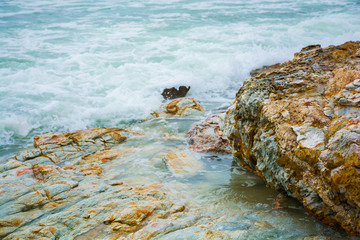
221,41,360,235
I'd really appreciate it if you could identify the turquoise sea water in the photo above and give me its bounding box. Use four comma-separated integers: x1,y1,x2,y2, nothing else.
1,0,360,157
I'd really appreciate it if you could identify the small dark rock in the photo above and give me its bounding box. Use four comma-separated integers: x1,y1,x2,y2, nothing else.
161,86,190,100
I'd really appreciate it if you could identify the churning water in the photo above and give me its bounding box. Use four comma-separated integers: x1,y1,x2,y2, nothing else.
1,0,360,156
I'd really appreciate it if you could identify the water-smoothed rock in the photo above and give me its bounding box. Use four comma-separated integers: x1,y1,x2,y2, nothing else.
186,115,232,153
0,127,210,239
149,97,204,119
163,150,203,176
221,41,360,235
2,126,260,239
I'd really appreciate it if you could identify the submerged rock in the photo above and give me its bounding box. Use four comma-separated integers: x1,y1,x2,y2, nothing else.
221,41,360,235
149,97,204,119
161,86,191,100
186,115,232,153
0,127,211,239
163,150,203,176
3,126,264,239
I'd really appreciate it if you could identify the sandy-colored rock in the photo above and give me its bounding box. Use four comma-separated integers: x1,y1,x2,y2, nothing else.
302,236,332,240
356,49,360,57
149,98,204,119
33,127,128,150
14,127,130,165
164,150,203,175
326,68,360,95
105,205,153,226
221,41,360,235
186,115,232,153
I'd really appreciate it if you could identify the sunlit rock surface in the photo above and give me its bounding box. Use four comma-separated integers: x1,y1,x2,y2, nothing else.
221,41,360,235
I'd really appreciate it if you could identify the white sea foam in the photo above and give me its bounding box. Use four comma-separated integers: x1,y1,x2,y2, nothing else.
1,0,360,156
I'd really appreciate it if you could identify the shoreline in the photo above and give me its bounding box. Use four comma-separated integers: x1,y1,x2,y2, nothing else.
1,41,360,239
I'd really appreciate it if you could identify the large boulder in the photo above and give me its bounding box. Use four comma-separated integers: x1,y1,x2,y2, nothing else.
220,41,360,234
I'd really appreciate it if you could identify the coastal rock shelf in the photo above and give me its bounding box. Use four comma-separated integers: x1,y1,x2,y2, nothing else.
1,51,359,239
221,41,360,235
0,100,212,239
0,127,213,240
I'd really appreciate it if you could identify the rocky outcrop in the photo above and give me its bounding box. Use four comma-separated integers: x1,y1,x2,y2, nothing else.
0,128,208,239
221,41,360,234
1,117,296,239
186,115,232,153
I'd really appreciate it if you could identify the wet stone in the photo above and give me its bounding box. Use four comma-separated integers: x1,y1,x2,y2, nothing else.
221,41,360,235
148,97,204,119
164,150,203,176
161,86,191,100
186,115,232,153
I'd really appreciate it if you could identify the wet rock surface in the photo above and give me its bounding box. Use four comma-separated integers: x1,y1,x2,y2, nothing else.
221,41,360,235
148,97,204,119
186,115,232,153
0,127,210,239
1,117,325,240
163,150,204,176
161,86,191,100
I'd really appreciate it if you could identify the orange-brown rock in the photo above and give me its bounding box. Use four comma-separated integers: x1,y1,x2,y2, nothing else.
79,165,103,176
164,150,203,175
33,127,128,148
325,68,360,95
149,98,204,119
221,41,360,235
81,149,133,164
